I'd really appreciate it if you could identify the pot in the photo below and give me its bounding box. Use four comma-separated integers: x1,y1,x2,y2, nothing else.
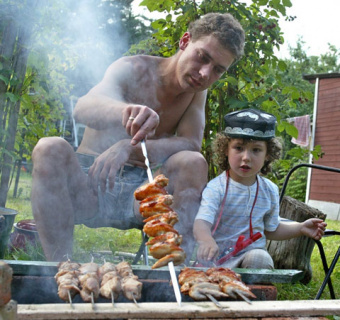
0,207,17,258
10,219,40,251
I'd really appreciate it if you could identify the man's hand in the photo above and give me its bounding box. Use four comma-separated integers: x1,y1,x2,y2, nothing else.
122,105,160,146
87,141,132,194
301,218,327,241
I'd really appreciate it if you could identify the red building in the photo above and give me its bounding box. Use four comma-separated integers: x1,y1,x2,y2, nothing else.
303,73,340,220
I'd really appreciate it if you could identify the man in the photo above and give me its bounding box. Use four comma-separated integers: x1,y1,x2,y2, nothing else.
31,12,245,262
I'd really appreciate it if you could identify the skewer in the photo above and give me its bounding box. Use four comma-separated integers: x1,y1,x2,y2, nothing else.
111,290,115,306
67,290,73,308
205,293,224,309
132,293,139,307
237,291,252,304
91,292,95,309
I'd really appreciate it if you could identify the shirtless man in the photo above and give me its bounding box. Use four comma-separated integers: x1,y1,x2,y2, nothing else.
31,12,245,262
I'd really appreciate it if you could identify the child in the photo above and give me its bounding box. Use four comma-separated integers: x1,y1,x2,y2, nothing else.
193,108,326,269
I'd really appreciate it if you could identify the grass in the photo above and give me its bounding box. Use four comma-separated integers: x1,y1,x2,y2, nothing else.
4,170,340,303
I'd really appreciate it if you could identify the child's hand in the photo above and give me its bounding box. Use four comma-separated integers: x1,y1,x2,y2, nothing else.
196,239,219,262
301,218,327,240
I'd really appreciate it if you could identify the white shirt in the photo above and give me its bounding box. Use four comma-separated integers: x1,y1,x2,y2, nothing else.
195,171,280,253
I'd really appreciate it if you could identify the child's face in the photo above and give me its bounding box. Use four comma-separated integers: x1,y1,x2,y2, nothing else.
225,138,268,185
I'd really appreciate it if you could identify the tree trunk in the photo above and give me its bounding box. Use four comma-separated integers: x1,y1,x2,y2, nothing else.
0,18,33,207
266,196,327,284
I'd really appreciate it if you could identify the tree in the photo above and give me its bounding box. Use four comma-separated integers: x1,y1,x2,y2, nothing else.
136,0,297,179
0,0,153,206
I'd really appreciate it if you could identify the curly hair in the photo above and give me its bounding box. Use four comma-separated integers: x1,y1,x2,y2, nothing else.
212,133,282,175
188,13,245,61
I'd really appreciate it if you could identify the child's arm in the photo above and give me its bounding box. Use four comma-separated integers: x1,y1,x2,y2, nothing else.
264,218,327,241
193,219,219,262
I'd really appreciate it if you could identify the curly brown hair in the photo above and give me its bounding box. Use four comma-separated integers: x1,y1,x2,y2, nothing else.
212,133,282,175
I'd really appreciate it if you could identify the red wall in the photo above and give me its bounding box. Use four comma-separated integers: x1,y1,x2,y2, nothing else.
310,77,340,203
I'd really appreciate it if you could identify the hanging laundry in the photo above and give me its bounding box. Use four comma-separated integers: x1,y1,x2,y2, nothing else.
291,115,311,147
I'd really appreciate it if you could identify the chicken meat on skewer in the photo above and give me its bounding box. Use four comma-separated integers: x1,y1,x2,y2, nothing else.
143,211,179,226
149,241,184,259
189,282,229,301
178,267,210,294
116,261,143,302
143,219,178,237
179,267,256,302
139,194,174,218
151,249,186,269
206,267,256,300
121,276,143,301
145,231,182,247
219,279,256,300
55,269,80,301
55,261,81,302
134,174,186,269
100,270,122,301
134,174,169,201
98,262,117,280
78,262,100,302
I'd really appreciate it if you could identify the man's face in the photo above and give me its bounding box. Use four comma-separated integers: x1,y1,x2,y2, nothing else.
178,33,235,92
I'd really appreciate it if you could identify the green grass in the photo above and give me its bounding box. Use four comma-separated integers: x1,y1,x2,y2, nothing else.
4,170,340,302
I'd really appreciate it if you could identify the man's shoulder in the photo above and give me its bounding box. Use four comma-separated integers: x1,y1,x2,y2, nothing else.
118,55,163,69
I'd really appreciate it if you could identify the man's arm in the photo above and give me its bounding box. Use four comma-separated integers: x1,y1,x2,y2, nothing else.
73,57,159,145
145,89,207,165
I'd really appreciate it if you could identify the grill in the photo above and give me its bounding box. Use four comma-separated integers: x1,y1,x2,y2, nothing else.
5,260,336,320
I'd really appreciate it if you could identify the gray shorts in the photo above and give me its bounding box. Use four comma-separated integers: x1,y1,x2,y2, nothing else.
75,153,147,230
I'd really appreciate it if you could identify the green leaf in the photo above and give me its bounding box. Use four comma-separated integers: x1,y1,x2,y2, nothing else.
5,92,20,103
285,122,298,138
278,60,287,71
0,74,9,85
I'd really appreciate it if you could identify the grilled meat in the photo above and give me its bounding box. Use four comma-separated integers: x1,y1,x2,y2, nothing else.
100,271,122,300
55,261,81,301
145,232,182,246
143,220,178,237
135,174,185,269
134,174,169,201
149,241,184,259
151,250,186,269
189,282,229,301
179,267,256,302
121,277,143,301
139,194,174,218
219,279,257,299
143,211,179,226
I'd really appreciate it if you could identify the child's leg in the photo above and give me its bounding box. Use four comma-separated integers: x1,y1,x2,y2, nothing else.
240,249,274,269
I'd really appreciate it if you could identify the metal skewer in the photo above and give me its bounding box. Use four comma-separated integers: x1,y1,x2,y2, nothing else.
205,293,223,309
132,293,139,306
237,291,252,304
67,290,73,308
111,290,115,306
91,292,95,309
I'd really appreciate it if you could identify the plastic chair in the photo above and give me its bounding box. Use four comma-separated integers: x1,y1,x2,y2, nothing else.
279,163,340,300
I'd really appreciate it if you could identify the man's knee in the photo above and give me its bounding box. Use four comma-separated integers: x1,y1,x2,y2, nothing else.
165,151,208,181
33,137,73,164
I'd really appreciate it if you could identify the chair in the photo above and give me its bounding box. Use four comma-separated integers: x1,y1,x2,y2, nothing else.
279,163,340,299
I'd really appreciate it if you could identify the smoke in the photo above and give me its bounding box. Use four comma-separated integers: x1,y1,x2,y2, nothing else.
32,1,130,97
